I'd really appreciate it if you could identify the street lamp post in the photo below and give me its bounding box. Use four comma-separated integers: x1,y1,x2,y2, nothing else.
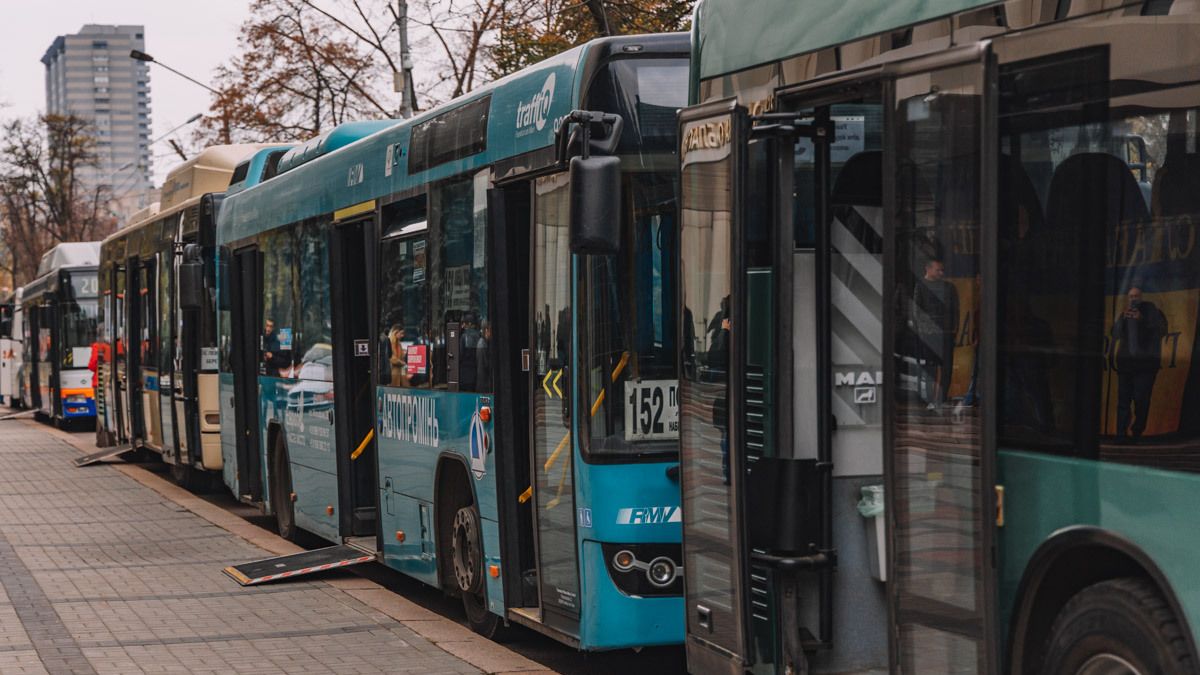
129,50,231,144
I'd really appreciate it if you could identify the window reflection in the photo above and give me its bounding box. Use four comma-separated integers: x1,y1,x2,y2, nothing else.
998,51,1200,467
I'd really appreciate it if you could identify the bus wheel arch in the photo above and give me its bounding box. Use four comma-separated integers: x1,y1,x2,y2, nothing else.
434,453,478,594
1009,526,1198,674
434,453,501,637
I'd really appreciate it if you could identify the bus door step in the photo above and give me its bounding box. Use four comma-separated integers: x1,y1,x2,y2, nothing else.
223,545,375,586
73,444,135,467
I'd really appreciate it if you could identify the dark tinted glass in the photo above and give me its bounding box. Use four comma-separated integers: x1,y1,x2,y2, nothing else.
999,52,1200,465
408,95,491,175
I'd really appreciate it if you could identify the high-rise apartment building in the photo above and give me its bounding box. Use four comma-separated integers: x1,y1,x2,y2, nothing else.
42,25,153,213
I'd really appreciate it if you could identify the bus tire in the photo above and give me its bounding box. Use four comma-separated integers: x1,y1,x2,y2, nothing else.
269,433,298,542
452,504,500,638
1041,577,1195,675
169,458,211,493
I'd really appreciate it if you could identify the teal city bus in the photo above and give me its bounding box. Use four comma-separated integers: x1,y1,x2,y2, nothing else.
216,33,690,650
677,0,1200,673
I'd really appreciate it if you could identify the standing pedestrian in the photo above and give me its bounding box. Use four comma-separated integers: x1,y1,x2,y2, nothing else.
1110,286,1168,439
912,257,959,408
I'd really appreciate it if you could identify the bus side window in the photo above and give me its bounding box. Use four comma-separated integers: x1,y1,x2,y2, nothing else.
999,50,1200,464
378,195,430,389
429,173,489,393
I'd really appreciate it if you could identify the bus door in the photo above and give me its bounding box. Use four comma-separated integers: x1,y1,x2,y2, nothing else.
172,241,193,462
28,304,44,414
125,259,145,443
229,247,264,502
738,76,893,675
486,182,537,612
677,99,752,675
138,257,163,448
526,171,581,635
0,303,15,405
114,264,129,442
40,302,57,418
879,46,998,673
157,249,178,456
330,214,378,539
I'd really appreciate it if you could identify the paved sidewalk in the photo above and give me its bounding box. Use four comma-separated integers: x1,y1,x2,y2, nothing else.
0,420,553,675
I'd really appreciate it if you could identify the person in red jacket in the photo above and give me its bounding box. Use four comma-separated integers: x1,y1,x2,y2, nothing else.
87,341,101,390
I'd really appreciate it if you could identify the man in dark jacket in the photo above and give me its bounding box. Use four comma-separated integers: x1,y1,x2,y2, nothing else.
1110,286,1168,438
912,258,959,407
262,319,290,377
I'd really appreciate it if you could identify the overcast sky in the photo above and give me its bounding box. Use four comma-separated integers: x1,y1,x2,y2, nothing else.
0,2,251,184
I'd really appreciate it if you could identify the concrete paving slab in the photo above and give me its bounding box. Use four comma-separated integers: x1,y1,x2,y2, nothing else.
2,420,557,675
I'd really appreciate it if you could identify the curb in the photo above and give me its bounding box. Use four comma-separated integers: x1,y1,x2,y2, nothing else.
35,421,556,675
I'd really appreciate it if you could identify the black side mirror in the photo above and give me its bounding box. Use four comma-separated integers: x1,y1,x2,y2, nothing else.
179,244,204,311
569,154,622,255
557,110,624,256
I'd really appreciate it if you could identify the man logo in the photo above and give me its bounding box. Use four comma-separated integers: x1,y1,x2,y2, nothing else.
468,411,489,480
616,506,682,525
516,73,556,136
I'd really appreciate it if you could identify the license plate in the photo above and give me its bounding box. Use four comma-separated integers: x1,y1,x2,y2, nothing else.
623,380,679,441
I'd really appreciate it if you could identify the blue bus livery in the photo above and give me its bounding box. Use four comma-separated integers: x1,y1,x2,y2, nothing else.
216,33,690,651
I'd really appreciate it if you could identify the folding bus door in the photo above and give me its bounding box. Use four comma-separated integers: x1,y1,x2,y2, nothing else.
882,44,999,674
528,171,581,636
677,99,752,675
229,247,264,502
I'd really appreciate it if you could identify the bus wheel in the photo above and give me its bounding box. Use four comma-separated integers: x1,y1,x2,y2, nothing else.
452,505,499,637
169,457,213,493
1042,578,1195,675
269,434,297,542
169,460,197,490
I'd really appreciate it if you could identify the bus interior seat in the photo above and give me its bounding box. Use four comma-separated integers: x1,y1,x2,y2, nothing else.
1042,152,1149,450
1150,128,1200,218
832,151,883,208
830,150,884,252
1046,152,1149,237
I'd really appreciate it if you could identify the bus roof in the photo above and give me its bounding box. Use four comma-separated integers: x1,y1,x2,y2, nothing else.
275,121,397,175
694,0,999,80
22,242,101,302
218,33,689,244
35,242,100,277
105,144,284,249
225,145,295,198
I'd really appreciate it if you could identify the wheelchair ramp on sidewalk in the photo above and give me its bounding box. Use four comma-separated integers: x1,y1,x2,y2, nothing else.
72,443,134,467
224,543,376,586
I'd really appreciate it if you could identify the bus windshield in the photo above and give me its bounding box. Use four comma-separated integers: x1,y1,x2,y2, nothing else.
581,57,688,459
60,298,98,368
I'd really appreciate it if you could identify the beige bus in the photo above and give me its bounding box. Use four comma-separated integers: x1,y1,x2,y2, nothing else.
95,144,289,488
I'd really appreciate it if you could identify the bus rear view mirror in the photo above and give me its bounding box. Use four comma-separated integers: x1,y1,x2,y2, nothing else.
179,246,204,312
569,154,621,255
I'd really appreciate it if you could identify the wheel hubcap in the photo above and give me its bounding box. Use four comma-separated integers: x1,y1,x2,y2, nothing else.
452,510,478,593
1076,654,1144,675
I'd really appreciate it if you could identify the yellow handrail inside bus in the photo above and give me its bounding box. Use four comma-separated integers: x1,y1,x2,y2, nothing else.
350,428,374,460
535,351,632,509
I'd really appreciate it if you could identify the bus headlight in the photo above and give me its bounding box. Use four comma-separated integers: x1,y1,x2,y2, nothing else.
647,557,676,587
65,395,88,404
612,549,636,572
601,543,682,597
